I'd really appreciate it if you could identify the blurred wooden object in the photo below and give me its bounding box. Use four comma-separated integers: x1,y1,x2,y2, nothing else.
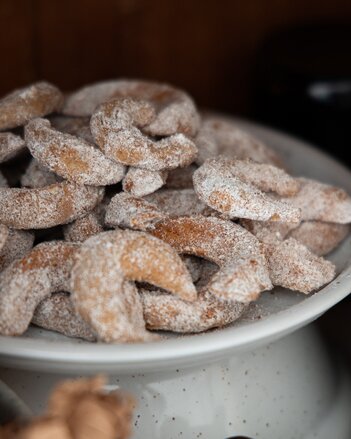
1,0,351,113
0,1,36,90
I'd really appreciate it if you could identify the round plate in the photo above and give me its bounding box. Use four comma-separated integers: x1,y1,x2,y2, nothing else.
1,118,351,373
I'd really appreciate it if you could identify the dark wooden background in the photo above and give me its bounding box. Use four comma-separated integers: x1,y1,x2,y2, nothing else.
1,0,351,114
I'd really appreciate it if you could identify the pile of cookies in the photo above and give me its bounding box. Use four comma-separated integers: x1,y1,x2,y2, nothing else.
0,79,350,343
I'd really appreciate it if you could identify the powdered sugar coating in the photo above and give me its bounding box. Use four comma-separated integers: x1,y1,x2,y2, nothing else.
122,167,168,197
145,189,214,217
240,219,300,245
165,164,197,189
240,219,338,293
217,158,300,196
0,132,25,163
0,224,8,251
0,77,348,344
75,277,155,343
64,79,200,137
105,192,167,231
64,212,104,243
72,229,196,302
25,118,126,186
195,115,283,166
141,288,247,333
0,241,79,335
145,98,199,138
63,81,129,116
71,230,195,341
0,181,104,229
151,216,272,303
0,81,63,130
280,177,351,224
289,221,350,256
21,158,59,188
0,228,34,271
90,98,198,171
265,237,336,293
32,292,96,341
193,157,301,222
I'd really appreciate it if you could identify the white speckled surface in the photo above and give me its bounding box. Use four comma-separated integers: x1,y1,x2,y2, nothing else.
1,326,350,438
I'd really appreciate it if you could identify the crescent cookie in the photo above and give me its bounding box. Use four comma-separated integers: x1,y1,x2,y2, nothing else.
195,115,283,166
240,219,300,245
70,230,197,342
240,219,336,293
288,221,350,256
145,189,214,217
122,167,168,197
0,228,34,271
150,216,272,303
90,98,198,171
32,292,96,341
25,118,126,186
265,238,336,293
64,212,104,243
105,192,167,232
0,81,63,130
0,181,104,229
0,241,79,335
64,79,200,137
193,157,301,222
141,288,247,333
280,177,351,224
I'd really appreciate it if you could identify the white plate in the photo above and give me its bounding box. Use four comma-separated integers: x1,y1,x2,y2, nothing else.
1,118,351,373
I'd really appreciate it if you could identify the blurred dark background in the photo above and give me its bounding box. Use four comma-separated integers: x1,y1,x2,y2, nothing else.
1,0,351,365
1,1,351,116
1,0,351,160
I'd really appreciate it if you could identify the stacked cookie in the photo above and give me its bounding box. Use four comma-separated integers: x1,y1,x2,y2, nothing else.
0,80,350,343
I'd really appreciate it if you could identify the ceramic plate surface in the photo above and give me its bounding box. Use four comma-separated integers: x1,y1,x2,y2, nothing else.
0,380,31,424
1,118,351,373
